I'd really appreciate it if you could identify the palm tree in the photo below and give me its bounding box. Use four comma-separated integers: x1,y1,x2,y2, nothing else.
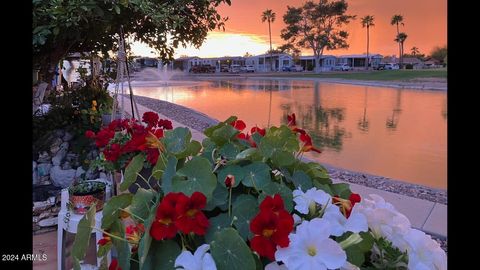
395,33,408,68
261,9,276,72
391,15,404,67
361,15,375,70
411,46,420,56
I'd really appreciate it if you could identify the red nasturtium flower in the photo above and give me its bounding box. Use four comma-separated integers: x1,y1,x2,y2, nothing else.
150,192,210,240
251,126,266,136
332,193,361,218
250,194,294,260
150,193,181,240
97,232,112,246
126,223,145,253
287,113,297,127
230,119,246,131
175,192,209,235
109,258,121,270
299,133,322,153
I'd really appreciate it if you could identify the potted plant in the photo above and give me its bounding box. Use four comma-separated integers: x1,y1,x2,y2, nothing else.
68,180,106,215
74,113,446,270
85,111,173,194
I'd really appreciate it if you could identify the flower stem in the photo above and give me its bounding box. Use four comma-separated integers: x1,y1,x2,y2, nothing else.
228,187,233,218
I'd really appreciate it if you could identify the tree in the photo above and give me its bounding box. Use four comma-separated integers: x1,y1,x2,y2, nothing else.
361,15,375,70
395,33,408,68
261,9,276,71
430,45,447,63
390,14,404,67
411,46,420,56
33,0,231,85
281,0,355,73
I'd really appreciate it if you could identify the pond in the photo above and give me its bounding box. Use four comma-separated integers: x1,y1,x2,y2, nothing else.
132,78,447,189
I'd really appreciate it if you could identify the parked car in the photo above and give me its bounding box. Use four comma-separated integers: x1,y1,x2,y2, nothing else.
333,63,351,71
282,65,303,72
190,65,215,73
245,65,255,72
377,63,399,70
229,64,241,73
291,65,303,72
220,65,229,72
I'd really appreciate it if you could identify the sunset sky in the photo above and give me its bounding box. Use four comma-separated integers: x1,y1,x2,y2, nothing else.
132,0,447,58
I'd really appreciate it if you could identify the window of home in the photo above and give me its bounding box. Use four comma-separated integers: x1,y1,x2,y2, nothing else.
259,58,264,64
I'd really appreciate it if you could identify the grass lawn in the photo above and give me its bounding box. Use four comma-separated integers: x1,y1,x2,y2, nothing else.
279,68,447,81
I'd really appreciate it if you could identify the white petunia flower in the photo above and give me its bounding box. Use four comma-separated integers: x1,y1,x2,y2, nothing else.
322,204,368,236
404,229,447,270
293,187,331,215
175,244,217,270
265,261,288,270
275,218,347,270
354,194,411,248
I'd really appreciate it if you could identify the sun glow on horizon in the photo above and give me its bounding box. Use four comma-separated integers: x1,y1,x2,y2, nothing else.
131,31,281,59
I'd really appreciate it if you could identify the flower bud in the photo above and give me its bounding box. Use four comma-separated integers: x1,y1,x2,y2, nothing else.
225,174,235,188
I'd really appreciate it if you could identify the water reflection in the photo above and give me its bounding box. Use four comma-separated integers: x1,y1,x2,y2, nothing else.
441,98,447,120
132,79,447,189
357,87,369,132
386,89,403,130
281,82,347,151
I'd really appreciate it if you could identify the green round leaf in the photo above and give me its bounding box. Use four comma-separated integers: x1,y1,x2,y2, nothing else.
232,194,258,240
172,156,217,200
210,228,256,270
205,213,232,243
241,162,271,190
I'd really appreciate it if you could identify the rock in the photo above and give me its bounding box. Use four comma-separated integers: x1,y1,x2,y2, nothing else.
54,129,65,138
66,153,78,162
38,211,57,221
37,163,52,177
33,197,56,214
37,151,51,163
99,172,108,180
50,138,63,155
62,132,74,142
33,216,39,223
33,161,39,185
75,166,86,179
62,161,72,170
50,165,76,188
85,167,99,180
38,217,58,227
40,180,53,186
87,150,99,160
52,142,69,166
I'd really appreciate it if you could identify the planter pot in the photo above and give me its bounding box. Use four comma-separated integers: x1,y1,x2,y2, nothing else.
69,181,106,215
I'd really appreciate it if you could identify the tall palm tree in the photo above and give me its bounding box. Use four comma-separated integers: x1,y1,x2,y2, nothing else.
361,15,375,70
391,15,404,67
411,46,420,56
261,9,276,72
395,33,408,68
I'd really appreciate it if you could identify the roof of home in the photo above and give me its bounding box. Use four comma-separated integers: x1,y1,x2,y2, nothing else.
338,54,383,58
